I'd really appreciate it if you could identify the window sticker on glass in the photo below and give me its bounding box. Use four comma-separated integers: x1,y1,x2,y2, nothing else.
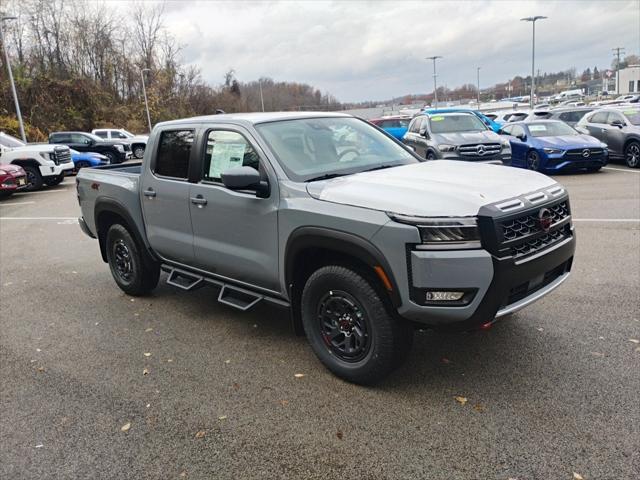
209,143,246,178
431,116,445,122
528,125,547,132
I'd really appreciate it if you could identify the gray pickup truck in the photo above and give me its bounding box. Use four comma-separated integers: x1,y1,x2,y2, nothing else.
77,112,575,384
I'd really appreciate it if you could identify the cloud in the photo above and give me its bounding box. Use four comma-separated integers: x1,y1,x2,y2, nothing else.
116,0,639,102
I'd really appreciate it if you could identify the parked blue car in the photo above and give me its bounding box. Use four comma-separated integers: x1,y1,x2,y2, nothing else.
70,149,110,171
369,116,411,140
500,120,608,173
422,108,502,133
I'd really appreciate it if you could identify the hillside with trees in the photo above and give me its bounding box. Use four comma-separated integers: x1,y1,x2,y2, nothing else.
0,0,339,141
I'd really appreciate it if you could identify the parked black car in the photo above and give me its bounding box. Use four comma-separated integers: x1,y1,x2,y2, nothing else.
403,112,511,164
48,131,130,164
547,107,595,127
575,107,640,168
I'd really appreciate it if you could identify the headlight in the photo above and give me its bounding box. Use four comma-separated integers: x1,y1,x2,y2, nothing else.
543,147,563,154
437,144,456,152
500,139,511,149
115,145,124,152
39,152,55,162
387,213,481,250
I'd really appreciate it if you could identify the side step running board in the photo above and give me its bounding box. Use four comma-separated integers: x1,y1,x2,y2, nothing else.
166,268,204,291
218,285,262,311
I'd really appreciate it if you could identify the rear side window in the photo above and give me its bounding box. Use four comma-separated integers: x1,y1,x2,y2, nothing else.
203,130,259,182
94,131,108,139
154,130,194,179
589,112,608,124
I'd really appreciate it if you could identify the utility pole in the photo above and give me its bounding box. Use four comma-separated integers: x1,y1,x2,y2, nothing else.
140,68,152,133
258,79,265,112
612,47,625,94
1,15,26,142
476,67,481,105
425,56,442,108
521,15,547,108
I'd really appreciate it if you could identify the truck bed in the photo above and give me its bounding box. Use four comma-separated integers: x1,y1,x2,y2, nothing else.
76,161,146,240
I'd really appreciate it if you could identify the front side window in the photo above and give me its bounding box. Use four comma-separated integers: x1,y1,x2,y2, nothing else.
501,125,513,135
71,133,92,144
154,130,194,179
510,125,525,138
256,117,417,182
203,130,260,182
607,112,625,125
428,114,487,133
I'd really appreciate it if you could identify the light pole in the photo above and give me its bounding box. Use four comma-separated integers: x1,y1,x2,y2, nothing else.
426,56,442,108
521,15,547,108
476,67,481,105
1,15,26,142
258,78,265,112
140,68,152,133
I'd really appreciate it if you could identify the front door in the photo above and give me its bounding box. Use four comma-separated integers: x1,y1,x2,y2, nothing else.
140,128,196,264
189,127,280,292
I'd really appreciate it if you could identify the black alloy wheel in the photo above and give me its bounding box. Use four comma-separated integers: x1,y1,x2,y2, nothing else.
526,150,541,171
625,141,640,168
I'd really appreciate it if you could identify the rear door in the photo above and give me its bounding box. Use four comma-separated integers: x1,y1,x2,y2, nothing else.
140,128,197,264
188,126,280,291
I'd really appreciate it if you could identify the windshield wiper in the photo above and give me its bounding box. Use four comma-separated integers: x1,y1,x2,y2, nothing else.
361,164,399,173
305,172,348,182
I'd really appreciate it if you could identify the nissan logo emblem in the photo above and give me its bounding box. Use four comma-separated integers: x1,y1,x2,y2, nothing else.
582,149,591,158
538,208,553,232
476,145,486,156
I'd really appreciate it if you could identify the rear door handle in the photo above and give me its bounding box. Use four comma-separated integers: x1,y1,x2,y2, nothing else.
190,195,207,207
143,188,156,198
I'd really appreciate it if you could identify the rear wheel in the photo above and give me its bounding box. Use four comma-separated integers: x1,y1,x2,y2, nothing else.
133,145,145,159
23,166,43,191
526,150,541,171
105,224,160,296
425,151,436,160
625,141,640,168
75,161,90,171
301,265,413,385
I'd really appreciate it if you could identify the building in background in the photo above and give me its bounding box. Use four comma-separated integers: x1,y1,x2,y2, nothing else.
616,65,640,94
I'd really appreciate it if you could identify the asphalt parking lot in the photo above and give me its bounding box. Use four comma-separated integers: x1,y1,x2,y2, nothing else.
1,165,639,480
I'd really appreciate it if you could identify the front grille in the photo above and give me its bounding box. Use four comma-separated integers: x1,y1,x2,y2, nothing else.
53,147,72,164
501,201,569,242
510,226,570,258
565,148,605,158
458,143,502,157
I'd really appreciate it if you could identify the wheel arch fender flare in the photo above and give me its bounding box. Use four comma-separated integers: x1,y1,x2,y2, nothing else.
94,198,156,264
284,226,402,308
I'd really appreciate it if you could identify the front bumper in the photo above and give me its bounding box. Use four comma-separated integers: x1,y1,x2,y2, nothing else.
543,151,608,172
1,174,28,191
440,151,512,166
39,162,74,178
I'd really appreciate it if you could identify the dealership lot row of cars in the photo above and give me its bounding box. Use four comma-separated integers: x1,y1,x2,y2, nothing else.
0,128,148,197
371,104,640,172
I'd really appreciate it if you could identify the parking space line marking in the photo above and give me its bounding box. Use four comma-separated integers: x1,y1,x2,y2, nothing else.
0,202,36,206
0,217,77,221
573,218,640,222
603,167,640,173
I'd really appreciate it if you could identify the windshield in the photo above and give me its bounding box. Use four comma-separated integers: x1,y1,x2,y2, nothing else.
121,130,135,138
86,133,105,142
0,133,26,148
255,117,417,182
622,110,640,126
528,122,578,137
429,114,487,133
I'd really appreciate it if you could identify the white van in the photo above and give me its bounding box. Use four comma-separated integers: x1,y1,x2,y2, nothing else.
554,89,584,102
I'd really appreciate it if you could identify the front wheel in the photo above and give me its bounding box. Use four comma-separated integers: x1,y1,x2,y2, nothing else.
105,224,160,296
301,265,413,385
526,150,541,171
625,141,640,168
425,151,436,160
23,165,44,191
44,174,64,186
75,161,91,171
104,151,119,165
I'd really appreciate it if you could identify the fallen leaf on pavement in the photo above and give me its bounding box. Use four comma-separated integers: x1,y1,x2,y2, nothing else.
167,358,174,363
145,328,153,332
573,473,584,480
629,339,639,344
179,472,186,478
454,396,468,405
280,400,289,407
143,368,149,376
36,348,41,352
35,444,43,448
473,403,485,412
195,430,206,438
536,327,544,332
224,359,231,364
121,422,131,432
37,367,45,373
336,431,343,440
232,383,240,390
218,416,227,420
146,404,150,408
590,352,604,357
294,373,305,378
130,298,135,302
144,352,151,357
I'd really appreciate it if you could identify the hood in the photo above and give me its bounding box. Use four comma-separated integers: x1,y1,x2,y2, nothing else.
433,130,500,145
5,143,67,153
306,161,557,217
129,135,148,142
536,135,606,149
0,163,25,175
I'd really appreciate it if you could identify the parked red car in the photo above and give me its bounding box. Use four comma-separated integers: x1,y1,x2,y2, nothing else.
0,163,28,198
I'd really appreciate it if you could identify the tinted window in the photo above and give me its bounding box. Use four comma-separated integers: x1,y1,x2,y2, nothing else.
154,130,193,179
559,110,592,123
113,131,128,139
203,130,260,182
51,133,71,143
70,133,92,144
94,131,108,138
590,112,609,124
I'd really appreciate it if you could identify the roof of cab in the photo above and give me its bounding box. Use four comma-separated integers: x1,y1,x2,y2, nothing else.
155,111,352,128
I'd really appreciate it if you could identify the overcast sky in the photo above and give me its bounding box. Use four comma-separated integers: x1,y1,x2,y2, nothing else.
119,0,639,102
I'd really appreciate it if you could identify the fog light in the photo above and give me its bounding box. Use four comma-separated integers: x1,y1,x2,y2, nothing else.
425,291,465,302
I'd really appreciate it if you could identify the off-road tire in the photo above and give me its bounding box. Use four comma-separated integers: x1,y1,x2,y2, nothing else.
105,224,160,296
301,265,413,385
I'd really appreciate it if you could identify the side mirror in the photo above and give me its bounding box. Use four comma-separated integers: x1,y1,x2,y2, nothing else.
516,133,527,141
220,166,269,198
610,120,624,128
418,128,429,138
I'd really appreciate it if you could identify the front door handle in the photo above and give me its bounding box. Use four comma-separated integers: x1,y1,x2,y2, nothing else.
190,195,208,207
143,188,156,198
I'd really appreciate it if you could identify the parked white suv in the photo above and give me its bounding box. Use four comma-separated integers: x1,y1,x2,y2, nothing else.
0,132,74,190
91,128,148,159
